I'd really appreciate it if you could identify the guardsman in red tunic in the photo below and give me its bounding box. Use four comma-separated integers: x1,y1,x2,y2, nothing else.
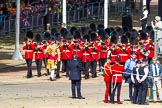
34,34,45,77
98,30,109,72
22,30,35,78
145,39,154,64
110,57,125,104
72,30,83,60
103,60,112,103
90,41,100,78
136,32,148,60
100,42,108,71
60,39,73,77
109,36,118,64
136,42,146,61
81,40,91,79
89,32,100,78
72,40,83,60
118,35,129,65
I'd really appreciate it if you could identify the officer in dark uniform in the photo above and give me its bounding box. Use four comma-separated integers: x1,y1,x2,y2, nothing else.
131,60,141,104
68,55,85,99
137,59,149,105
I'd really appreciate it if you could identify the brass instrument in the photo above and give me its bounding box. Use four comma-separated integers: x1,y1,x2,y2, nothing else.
27,39,32,45
84,41,90,48
110,44,117,50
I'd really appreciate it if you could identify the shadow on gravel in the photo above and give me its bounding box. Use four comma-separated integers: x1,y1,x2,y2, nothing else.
0,52,13,60
0,65,36,73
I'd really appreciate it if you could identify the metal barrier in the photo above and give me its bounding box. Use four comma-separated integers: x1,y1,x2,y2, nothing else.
0,1,126,36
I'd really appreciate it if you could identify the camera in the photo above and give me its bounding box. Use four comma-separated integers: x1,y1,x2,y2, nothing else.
152,20,156,25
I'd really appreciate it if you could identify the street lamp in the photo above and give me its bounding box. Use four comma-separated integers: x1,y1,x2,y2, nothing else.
104,0,109,28
12,0,23,60
62,0,67,28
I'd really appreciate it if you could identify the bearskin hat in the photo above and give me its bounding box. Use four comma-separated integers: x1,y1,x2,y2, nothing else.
34,34,42,42
125,32,131,39
105,28,111,36
109,27,115,32
80,27,88,36
60,28,67,36
121,35,128,44
54,32,61,41
115,27,123,36
130,37,138,45
97,24,104,30
43,32,51,41
111,30,118,37
51,28,58,36
83,34,90,42
131,29,139,38
73,30,81,39
90,32,97,41
26,30,33,39
140,32,147,40
64,31,72,40
70,26,77,35
89,23,96,31
110,36,117,44
98,29,108,40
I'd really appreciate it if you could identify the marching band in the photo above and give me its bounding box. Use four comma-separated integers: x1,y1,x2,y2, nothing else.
22,23,161,105
22,24,155,79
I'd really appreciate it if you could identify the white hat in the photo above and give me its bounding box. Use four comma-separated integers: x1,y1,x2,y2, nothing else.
155,16,161,21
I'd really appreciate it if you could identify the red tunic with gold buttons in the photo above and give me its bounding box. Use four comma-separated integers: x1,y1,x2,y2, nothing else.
100,45,108,59
111,63,125,83
72,41,83,59
34,42,46,60
23,41,35,59
110,45,118,64
60,42,73,60
118,44,130,63
82,46,92,62
90,42,100,61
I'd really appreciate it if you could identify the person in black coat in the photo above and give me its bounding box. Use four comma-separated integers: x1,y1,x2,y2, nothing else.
68,55,85,99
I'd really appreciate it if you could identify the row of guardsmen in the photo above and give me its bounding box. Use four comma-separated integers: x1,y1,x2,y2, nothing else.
22,30,154,81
